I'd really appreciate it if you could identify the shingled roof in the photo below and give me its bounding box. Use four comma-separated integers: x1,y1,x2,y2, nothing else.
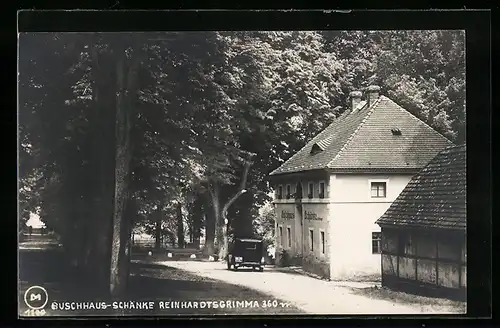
269,95,454,175
376,144,466,230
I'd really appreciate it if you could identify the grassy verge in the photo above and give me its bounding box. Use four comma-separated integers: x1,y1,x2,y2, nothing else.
348,286,466,313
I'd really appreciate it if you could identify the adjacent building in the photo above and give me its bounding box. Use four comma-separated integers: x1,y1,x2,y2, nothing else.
269,85,453,280
376,144,466,300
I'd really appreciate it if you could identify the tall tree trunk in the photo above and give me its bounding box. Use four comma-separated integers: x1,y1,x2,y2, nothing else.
240,192,255,237
87,41,116,293
121,197,134,288
188,221,194,244
231,191,254,238
192,196,202,249
176,203,184,248
210,183,223,258
203,196,216,256
109,47,138,298
88,99,116,293
219,220,228,261
154,210,162,249
217,160,253,260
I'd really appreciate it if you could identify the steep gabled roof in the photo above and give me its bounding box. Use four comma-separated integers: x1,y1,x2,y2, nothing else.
376,144,466,230
269,95,454,176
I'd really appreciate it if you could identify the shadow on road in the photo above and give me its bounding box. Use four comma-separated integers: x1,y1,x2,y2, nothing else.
19,249,303,316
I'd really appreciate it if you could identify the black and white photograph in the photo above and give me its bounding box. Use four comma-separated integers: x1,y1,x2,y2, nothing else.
18,28,467,317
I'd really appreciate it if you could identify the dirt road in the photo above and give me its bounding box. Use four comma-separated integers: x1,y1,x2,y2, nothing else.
157,260,466,315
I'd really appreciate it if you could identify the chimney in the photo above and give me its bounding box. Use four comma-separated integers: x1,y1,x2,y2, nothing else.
366,85,381,107
349,90,363,112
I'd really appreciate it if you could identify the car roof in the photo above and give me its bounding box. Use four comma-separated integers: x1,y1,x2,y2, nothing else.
236,238,262,243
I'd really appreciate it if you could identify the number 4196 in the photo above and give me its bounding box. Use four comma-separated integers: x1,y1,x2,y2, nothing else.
23,309,46,316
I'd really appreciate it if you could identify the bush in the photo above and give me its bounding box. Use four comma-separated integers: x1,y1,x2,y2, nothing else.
278,249,291,267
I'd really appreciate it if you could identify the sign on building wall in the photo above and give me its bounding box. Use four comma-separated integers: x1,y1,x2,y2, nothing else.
304,210,323,221
281,210,295,220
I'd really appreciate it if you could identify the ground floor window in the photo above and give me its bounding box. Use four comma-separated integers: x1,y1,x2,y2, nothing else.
309,228,314,251
372,232,382,254
278,226,283,246
399,232,415,255
286,226,291,248
320,230,325,254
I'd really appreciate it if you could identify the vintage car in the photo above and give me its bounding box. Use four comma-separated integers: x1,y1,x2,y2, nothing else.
226,238,264,271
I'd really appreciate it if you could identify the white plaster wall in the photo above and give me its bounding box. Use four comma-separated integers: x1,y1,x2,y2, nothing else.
328,173,413,280
274,203,301,257
302,203,330,262
274,202,329,261
329,174,412,203
273,177,330,261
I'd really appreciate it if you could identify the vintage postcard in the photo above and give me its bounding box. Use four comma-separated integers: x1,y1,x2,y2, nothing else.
18,25,468,317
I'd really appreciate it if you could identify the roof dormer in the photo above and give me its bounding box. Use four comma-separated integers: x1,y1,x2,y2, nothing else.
310,143,323,155
391,128,402,136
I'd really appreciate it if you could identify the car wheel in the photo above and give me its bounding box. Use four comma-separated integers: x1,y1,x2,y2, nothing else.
258,266,264,272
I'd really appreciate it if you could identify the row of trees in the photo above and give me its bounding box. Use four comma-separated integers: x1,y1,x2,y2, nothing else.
18,30,465,297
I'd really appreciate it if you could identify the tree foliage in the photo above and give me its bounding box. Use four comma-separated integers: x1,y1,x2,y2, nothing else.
18,30,465,291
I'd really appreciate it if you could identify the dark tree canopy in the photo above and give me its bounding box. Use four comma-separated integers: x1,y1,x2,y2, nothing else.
18,30,465,293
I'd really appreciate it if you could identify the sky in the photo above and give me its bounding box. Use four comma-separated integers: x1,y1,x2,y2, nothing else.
26,212,46,228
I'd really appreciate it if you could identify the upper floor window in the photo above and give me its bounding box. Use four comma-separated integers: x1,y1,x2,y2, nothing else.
277,185,283,200
371,182,386,198
286,185,292,199
295,183,303,200
319,182,325,199
308,182,314,199
372,232,382,254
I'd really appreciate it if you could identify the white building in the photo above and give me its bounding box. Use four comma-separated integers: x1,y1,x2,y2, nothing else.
269,86,453,281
